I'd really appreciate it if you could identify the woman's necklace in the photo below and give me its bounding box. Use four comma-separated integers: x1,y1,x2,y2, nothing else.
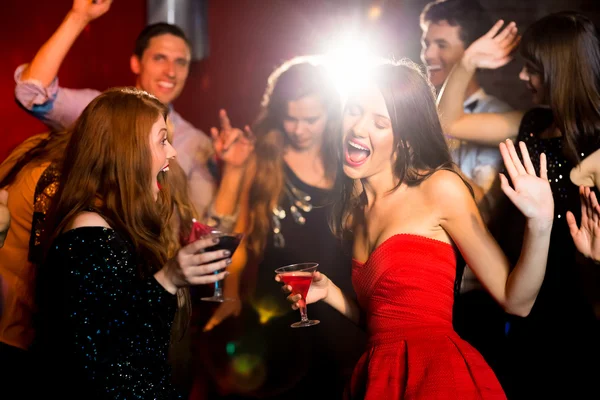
271,177,313,248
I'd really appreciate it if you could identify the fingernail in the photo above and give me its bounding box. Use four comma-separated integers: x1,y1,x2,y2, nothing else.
224,250,231,256
226,259,232,265
225,271,230,276
213,238,219,244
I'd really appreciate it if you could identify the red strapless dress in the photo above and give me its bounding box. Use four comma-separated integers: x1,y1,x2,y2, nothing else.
347,234,506,399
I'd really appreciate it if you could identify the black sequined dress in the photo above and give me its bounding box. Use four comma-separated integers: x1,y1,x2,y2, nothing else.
489,108,599,399
35,227,182,399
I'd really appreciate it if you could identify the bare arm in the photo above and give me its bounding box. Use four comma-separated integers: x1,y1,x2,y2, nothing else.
570,149,600,191
438,141,553,317
438,60,523,144
322,279,362,325
202,157,256,332
20,0,112,86
208,109,255,231
437,20,523,144
221,157,256,295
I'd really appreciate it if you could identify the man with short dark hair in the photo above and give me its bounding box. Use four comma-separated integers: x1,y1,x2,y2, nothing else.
14,0,234,223
421,0,513,205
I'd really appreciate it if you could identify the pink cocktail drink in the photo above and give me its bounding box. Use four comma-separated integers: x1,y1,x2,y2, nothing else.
275,263,320,328
279,273,313,308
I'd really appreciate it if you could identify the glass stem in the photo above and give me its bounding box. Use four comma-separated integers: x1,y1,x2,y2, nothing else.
214,270,222,297
299,305,309,323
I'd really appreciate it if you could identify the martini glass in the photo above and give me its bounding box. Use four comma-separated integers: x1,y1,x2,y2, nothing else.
274,262,320,328
200,230,244,302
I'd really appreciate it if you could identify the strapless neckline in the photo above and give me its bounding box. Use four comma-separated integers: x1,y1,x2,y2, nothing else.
352,233,453,266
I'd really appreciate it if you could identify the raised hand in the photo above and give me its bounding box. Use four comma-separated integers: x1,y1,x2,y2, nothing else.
71,0,113,23
211,109,255,169
499,139,554,225
276,271,330,310
567,186,600,262
0,190,9,248
464,20,520,70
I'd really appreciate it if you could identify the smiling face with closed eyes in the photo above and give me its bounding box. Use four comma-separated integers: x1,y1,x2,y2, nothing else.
342,84,395,181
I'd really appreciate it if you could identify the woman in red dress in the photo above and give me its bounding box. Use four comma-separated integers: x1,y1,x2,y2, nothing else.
276,52,555,399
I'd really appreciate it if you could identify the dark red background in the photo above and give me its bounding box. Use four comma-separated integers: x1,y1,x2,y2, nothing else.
2,0,597,162
0,0,465,161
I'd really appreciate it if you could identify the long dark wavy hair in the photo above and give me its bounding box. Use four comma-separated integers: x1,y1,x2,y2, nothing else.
330,59,469,294
331,59,464,236
520,11,600,163
247,56,342,257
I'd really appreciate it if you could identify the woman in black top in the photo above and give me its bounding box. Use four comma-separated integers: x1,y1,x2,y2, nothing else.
438,12,600,399
35,87,232,399
198,56,366,399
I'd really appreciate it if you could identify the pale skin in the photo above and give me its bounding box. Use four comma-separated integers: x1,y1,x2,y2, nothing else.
278,84,554,321
437,20,524,144
65,119,232,294
0,190,9,248
567,186,600,263
202,94,333,332
209,109,255,218
20,0,252,229
20,0,188,106
420,20,490,205
438,19,600,258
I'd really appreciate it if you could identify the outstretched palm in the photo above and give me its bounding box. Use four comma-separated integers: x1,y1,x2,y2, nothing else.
465,20,520,70
499,140,554,224
567,186,600,262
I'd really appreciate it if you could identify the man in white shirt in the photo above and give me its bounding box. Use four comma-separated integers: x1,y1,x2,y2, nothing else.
420,0,513,210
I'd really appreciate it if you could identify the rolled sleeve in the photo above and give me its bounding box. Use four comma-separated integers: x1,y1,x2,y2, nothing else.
14,64,100,131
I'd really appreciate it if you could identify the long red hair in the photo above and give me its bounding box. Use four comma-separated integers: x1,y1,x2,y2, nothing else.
43,87,172,277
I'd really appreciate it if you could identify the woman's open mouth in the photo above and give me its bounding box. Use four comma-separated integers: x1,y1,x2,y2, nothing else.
344,139,371,167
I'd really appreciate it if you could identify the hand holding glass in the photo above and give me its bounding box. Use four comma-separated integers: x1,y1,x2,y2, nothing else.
275,262,320,328
200,230,243,302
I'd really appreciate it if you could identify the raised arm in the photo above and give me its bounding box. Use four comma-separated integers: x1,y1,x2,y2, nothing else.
20,0,112,85
205,109,255,233
439,140,553,317
15,1,110,129
203,157,256,332
438,20,523,144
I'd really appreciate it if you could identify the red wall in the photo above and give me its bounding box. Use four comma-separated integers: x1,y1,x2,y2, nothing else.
177,0,426,133
0,0,432,162
0,0,147,161
5,0,597,164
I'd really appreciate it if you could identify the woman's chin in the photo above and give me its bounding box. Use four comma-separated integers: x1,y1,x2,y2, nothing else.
343,164,364,179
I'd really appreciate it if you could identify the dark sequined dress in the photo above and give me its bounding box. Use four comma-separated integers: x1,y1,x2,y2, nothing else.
35,227,182,399
489,108,599,399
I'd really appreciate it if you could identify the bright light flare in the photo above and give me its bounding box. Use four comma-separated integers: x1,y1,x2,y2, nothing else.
322,35,383,100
